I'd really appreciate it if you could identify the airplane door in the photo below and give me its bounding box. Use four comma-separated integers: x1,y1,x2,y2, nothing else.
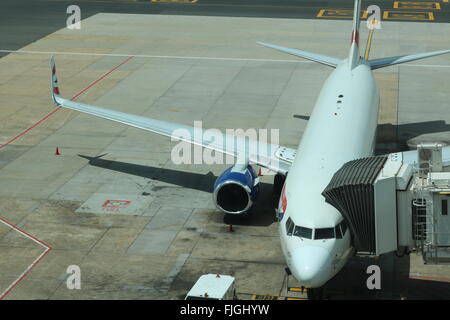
436,195,450,245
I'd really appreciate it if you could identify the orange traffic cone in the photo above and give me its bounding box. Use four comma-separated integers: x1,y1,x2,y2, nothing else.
228,224,234,233
55,147,61,155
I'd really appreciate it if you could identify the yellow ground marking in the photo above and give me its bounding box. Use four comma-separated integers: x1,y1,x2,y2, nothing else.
393,1,441,9
251,294,283,300
383,11,434,20
151,0,197,3
364,28,375,60
317,9,326,17
317,9,369,19
285,297,307,300
288,287,305,292
444,0,449,3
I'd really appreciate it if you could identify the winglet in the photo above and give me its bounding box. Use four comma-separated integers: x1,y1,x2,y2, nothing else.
50,56,61,105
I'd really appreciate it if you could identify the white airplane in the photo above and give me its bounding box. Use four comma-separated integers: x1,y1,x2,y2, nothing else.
50,0,450,297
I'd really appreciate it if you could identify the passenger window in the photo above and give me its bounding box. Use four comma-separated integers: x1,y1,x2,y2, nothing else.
285,217,294,236
293,226,312,239
340,220,348,235
314,227,335,240
335,224,342,239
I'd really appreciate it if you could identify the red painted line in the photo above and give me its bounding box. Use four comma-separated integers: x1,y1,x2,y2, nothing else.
0,217,52,300
0,56,134,299
0,247,51,300
0,56,134,150
0,217,51,248
0,107,62,150
70,55,134,101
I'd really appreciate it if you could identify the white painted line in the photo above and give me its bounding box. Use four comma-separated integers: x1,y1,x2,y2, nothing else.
0,247,51,299
2,49,450,68
0,49,306,64
161,253,190,290
0,218,48,249
0,217,52,300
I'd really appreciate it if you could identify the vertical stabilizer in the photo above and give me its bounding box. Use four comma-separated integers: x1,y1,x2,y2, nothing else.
349,0,361,70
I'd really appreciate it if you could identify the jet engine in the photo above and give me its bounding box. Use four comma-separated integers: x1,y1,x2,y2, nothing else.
213,164,260,214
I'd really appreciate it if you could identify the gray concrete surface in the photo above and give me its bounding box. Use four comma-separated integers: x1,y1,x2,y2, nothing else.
0,14,450,300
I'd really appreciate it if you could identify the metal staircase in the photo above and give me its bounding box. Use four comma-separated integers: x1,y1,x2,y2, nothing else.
411,158,450,264
412,176,435,263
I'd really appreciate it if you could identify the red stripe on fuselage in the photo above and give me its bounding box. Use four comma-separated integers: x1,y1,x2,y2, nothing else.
351,30,359,45
281,183,287,212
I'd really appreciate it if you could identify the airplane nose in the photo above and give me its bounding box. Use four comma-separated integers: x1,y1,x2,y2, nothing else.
290,246,332,287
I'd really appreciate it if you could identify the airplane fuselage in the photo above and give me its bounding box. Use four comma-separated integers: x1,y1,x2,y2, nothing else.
279,60,380,287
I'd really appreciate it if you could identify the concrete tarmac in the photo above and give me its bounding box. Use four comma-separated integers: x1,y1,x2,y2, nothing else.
0,14,449,299
3,0,450,58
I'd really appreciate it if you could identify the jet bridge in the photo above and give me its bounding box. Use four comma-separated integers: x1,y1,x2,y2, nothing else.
322,143,450,263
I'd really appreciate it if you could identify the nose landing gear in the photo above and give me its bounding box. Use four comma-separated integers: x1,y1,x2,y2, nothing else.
284,267,325,300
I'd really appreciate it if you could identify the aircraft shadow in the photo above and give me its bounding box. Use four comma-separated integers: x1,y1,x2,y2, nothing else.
324,252,450,299
78,154,277,226
377,120,450,148
294,115,450,154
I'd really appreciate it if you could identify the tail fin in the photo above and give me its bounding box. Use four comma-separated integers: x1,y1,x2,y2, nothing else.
348,0,362,70
50,56,61,105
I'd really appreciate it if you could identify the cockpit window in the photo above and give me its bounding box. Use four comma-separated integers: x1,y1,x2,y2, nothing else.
285,217,294,236
285,219,341,240
293,226,313,239
314,227,335,240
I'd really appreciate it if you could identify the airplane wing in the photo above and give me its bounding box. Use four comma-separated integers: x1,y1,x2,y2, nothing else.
369,49,450,69
50,57,294,175
256,42,341,68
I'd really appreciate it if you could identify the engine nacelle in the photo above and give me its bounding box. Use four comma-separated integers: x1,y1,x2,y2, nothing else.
213,164,260,214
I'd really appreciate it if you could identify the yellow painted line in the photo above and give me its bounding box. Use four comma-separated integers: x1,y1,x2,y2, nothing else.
286,297,307,300
444,0,448,3
393,1,441,10
151,0,198,3
288,287,304,292
316,9,368,19
364,29,375,60
251,294,283,300
383,11,434,21
317,9,325,17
